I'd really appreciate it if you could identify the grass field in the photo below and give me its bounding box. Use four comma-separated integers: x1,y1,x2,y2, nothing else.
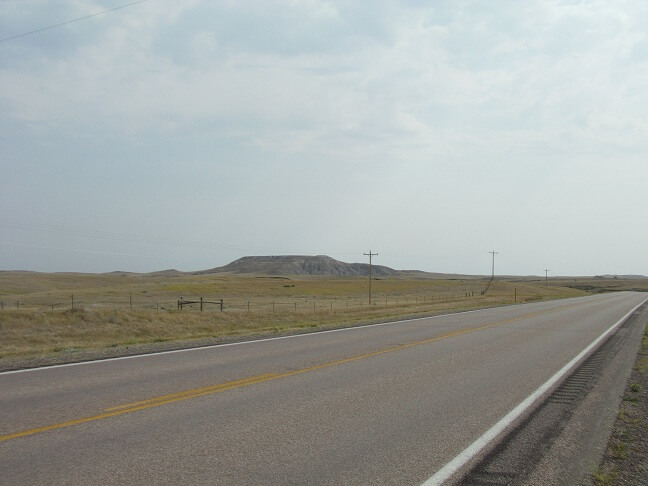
1,271,646,360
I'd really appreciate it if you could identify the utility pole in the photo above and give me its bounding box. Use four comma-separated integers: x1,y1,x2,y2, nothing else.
364,251,378,305
544,269,550,286
489,250,498,279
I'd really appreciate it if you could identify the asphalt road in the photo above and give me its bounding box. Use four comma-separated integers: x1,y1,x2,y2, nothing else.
1,292,646,485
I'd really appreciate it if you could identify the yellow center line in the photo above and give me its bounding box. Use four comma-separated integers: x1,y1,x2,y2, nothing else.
104,373,279,411
0,305,574,443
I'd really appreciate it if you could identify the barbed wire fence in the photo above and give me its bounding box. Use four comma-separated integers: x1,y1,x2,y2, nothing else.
0,290,493,314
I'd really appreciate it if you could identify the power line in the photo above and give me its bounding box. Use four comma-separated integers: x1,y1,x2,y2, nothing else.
489,250,498,279
0,218,228,250
0,241,149,258
1,220,513,272
364,251,378,305
0,0,149,43
1,219,504,270
0,219,362,256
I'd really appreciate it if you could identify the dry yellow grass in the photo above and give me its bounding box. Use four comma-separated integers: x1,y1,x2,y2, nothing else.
2,271,641,359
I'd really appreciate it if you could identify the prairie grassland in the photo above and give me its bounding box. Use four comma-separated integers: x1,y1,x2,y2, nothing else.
1,271,641,360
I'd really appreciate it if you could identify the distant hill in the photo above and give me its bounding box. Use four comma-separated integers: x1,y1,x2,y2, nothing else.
594,274,648,280
144,269,187,277
194,255,404,277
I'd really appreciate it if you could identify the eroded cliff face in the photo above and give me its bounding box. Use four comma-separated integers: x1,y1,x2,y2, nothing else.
193,255,400,276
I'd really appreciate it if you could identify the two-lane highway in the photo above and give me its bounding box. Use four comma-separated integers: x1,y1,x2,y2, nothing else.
1,292,646,484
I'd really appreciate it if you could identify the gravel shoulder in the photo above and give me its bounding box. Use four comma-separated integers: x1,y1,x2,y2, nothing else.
591,322,648,484
458,299,648,486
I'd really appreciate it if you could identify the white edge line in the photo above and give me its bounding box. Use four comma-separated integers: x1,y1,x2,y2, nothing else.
421,295,648,486
0,293,620,376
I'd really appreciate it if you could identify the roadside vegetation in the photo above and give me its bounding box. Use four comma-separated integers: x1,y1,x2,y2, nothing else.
3,272,644,361
592,323,648,484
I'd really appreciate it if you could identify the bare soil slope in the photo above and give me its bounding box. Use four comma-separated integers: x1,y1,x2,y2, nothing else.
194,255,402,277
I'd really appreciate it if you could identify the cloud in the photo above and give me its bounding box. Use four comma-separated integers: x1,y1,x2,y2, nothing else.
2,1,648,273
5,0,646,160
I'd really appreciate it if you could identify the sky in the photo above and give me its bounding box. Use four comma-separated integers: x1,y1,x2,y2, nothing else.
1,0,647,277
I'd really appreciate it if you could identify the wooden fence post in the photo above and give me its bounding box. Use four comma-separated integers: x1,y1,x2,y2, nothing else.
200,297,203,312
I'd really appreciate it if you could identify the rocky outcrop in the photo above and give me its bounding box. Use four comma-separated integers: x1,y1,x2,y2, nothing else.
194,255,400,277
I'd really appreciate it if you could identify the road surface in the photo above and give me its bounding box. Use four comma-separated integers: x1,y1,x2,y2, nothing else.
1,292,646,485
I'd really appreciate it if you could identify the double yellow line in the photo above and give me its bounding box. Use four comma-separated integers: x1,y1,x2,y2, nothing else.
0,305,570,443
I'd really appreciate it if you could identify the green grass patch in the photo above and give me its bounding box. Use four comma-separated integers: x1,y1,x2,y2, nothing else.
592,466,619,484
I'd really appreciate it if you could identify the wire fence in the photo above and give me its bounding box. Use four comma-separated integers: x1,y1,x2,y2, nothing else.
0,292,487,314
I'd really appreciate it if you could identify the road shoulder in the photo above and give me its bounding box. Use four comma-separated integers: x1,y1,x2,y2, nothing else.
590,321,648,485
459,301,648,485
524,306,647,485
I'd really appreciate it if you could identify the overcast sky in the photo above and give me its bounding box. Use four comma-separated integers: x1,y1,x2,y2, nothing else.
1,0,647,276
